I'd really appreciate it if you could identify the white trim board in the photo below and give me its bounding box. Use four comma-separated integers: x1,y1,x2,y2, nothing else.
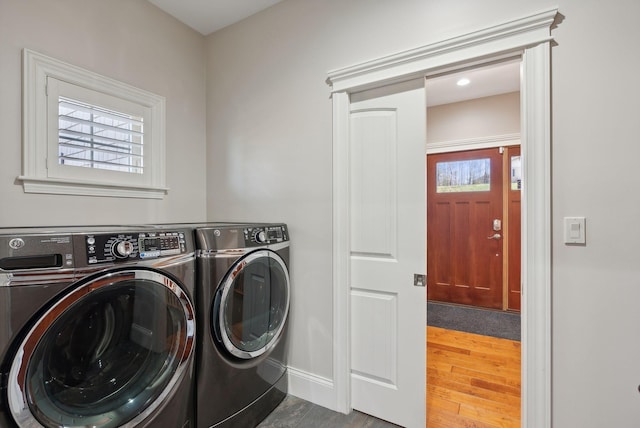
427,133,521,154
327,7,557,428
287,367,336,411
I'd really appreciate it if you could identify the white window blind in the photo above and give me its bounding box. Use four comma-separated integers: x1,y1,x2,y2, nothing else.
58,97,144,174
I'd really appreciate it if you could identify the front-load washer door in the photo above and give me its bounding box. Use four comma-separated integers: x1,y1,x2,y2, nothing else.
7,267,195,428
213,249,290,360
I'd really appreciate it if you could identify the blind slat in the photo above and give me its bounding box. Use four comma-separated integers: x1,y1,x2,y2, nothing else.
59,141,144,159
58,97,144,175
59,129,143,148
59,114,144,138
60,155,143,172
59,99,144,127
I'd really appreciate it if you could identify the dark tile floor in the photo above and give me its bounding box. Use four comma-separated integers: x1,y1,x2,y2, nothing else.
257,395,400,428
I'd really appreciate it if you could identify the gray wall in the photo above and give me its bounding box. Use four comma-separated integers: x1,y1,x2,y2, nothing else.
0,0,208,226
205,1,640,427
3,0,640,426
427,92,520,143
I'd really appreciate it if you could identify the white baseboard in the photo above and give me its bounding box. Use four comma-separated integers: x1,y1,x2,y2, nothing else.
287,366,340,412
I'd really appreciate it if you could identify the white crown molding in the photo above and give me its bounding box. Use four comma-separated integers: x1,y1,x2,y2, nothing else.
327,8,557,94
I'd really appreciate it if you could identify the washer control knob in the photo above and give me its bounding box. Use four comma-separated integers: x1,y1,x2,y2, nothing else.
255,230,267,243
113,240,134,259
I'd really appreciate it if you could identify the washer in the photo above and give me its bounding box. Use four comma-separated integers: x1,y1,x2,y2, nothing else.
194,223,290,428
0,226,196,428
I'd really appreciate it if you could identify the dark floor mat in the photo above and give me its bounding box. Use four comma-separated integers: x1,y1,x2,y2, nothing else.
427,301,521,341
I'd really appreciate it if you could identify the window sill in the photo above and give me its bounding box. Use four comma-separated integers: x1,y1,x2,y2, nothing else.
18,176,168,199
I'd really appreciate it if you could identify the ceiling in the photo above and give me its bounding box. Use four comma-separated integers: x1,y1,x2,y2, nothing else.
148,0,283,35
147,1,520,106
426,60,521,107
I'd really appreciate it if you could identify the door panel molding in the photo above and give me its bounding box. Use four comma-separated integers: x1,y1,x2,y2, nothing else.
327,8,557,428
350,289,398,384
350,109,398,259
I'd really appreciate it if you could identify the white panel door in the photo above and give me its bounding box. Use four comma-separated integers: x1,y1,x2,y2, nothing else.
349,78,426,428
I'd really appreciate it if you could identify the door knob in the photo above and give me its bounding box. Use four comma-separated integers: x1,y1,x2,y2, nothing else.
487,233,502,240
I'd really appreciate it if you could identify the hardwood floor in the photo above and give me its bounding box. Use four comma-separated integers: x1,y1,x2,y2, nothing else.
260,326,520,427
427,326,521,428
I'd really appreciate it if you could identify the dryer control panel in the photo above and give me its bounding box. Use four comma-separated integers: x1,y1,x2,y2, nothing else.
86,231,187,264
243,225,288,246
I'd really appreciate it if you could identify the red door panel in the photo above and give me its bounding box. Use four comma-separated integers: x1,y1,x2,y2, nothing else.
427,148,504,309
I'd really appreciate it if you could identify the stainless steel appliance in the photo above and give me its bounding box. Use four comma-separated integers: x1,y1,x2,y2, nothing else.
194,223,290,428
0,226,196,428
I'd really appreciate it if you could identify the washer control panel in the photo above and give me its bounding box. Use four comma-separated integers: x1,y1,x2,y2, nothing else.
243,225,288,246
86,231,186,264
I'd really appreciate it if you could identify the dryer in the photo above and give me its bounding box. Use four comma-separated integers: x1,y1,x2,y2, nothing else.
194,223,290,428
0,226,196,428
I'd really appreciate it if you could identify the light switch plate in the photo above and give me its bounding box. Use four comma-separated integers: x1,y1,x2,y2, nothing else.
564,217,586,245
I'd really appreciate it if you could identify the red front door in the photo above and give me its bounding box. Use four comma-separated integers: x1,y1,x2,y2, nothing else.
427,148,505,310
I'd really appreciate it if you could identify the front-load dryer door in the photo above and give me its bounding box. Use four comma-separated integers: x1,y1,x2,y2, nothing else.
6,267,195,428
213,249,290,360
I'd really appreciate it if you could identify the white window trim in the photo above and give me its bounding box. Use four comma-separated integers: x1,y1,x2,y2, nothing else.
20,49,168,199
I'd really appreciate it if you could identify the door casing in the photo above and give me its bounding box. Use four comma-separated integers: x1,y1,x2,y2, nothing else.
327,8,557,428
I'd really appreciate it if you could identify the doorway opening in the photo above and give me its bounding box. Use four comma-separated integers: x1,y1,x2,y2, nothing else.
425,59,522,427
327,9,556,427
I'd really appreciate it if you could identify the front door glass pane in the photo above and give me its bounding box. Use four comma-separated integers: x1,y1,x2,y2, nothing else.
436,158,491,193
511,155,522,190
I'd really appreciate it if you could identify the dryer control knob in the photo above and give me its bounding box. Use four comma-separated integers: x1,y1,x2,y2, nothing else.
113,240,134,258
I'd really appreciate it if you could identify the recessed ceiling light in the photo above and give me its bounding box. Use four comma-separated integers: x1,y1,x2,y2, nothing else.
457,78,470,86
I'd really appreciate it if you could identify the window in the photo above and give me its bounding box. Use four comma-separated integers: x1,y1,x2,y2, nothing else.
435,158,491,193
510,155,522,190
20,49,167,198
58,96,143,174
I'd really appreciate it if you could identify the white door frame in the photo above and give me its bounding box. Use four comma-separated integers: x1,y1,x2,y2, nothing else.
327,8,558,428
